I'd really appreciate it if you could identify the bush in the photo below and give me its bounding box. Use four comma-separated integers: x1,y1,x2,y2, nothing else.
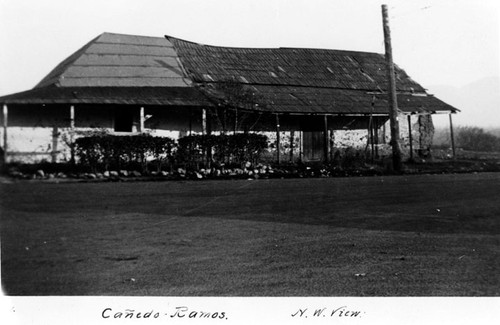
74,133,268,173
456,127,500,152
75,134,176,172
176,133,268,168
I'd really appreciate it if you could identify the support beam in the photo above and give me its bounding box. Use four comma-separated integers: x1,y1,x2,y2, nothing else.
234,109,238,134
51,126,59,163
276,114,280,165
202,108,207,135
139,106,145,132
449,113,456,158
369,117,375,162
189,108,193,136
323,115,329,163
407,115,414,160
70,105,75,164
299,131,303,162
3,104,8,163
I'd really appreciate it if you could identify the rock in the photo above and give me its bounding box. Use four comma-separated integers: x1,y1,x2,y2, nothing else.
56,172,67,178
150,171,158,176
96,173,104,179
9,171,23,178
195,172,203,179
245,161,252,168
109,171,119,177
48,173,55,179
177,168,186,175
131,171,142,177
36,170,45,178
119,170,128,177
103,171,110,177
160,171,169,177
87,173,97,179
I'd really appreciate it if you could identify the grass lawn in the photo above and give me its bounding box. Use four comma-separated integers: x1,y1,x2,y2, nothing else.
1,173,499,296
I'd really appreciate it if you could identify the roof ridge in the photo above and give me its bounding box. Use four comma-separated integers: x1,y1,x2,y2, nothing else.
100,31,165,40
166,34,382,55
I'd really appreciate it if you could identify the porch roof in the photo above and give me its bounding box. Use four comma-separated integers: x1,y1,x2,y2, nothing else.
0,86,211,107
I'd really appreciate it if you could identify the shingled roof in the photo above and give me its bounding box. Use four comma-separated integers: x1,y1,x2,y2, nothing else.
0,33,210,106
37,33,192,88
0,32,458,115
167,36,458,114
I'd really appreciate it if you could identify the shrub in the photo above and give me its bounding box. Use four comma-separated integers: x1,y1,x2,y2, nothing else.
75,134,176,172
176,133,268,168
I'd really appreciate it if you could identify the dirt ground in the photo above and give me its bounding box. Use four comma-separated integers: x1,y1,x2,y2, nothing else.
1,172,499,296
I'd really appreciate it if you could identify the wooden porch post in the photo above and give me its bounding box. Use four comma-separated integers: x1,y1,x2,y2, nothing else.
51,126,59,163
189,108,193,136
407,114,414,160
139,106,145,132
3,104,8,163
276,114,280,165
449,113,456,158
369,116,375,162
202,108,207,135
323,115,329,163
234,108,238,134
299,131,303,162
70,105,75,164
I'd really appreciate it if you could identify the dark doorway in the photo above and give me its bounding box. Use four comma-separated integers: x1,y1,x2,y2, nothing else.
114,109,134,132
302,131,324,161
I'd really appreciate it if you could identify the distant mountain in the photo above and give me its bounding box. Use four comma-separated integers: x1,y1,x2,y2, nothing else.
427,76,500,128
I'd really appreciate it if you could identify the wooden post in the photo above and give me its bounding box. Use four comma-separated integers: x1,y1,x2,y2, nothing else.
369,117,375,162
330,129,335,161
69,105,75,164
234,108,238,134
51,126,59,163
407,115,414,160
323,115,329,163
139,106,145,132
276,114,280,165
449,113,456,158
3,104,7,163
189,108,193,136
382,4,403,172
374,119,379,158
202,108,207,135
299,131,303,162
289,130,294,162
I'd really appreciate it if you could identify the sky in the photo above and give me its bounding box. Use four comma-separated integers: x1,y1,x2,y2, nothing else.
0,0,498,127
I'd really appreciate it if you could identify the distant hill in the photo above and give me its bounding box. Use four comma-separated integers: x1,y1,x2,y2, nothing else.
428,76,500,128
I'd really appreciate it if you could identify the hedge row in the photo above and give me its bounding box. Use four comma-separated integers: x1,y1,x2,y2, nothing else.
177,133,268,168
74,133,268,172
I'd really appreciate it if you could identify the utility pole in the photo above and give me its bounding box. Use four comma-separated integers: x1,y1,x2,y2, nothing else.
382,4,403,172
